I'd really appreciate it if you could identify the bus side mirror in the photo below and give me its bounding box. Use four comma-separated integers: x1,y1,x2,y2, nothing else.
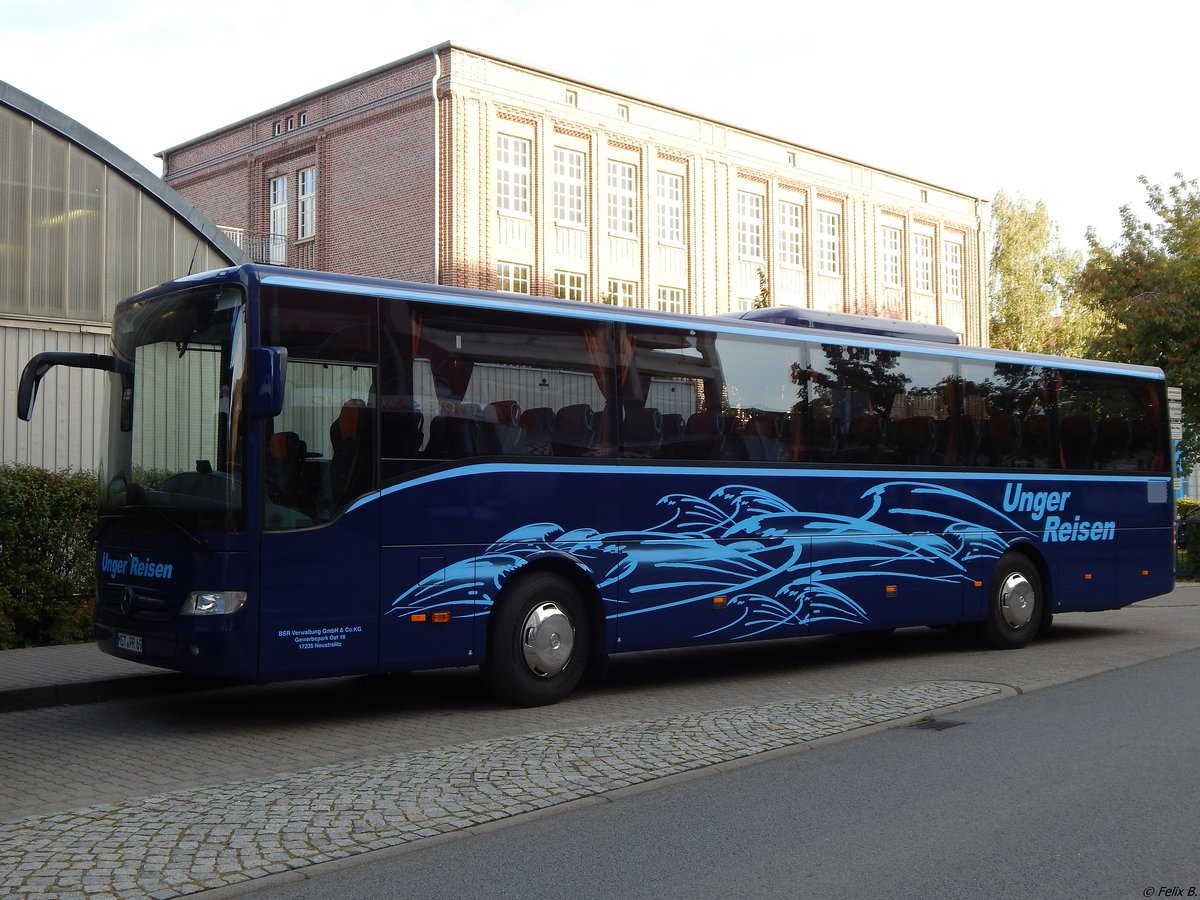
18,351,131,421
249,347,287,418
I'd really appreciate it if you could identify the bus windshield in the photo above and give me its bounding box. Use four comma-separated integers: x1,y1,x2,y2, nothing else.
100,283,248,534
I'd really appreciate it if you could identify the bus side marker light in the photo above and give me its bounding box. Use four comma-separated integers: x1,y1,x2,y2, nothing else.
973,581,983,588
410,614,428,623
712,596,728,609
432,612,451,624
885,585,898,598
1141,570,1150,577
1084,573,1093,581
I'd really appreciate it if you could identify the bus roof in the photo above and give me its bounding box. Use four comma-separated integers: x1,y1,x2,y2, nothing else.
725,307,961,344
128,265,1165,382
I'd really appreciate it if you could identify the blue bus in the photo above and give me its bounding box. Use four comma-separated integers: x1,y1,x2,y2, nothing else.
19,265,1174,705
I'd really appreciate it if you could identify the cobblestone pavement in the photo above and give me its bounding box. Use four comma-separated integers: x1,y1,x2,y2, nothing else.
0,680,999,899
2,587,1199,899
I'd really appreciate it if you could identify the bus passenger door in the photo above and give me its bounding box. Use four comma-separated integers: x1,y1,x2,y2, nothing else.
258,502,381,678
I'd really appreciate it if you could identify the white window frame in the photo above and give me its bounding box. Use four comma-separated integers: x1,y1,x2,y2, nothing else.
496,135,530,215
656,286,686,314
943,240,963,298
736,190,764,259
816,210,840,275
880,225,903,288
553,148,585,227
554,270,586,302
913,234,933,293
496,261,531,294
657,172,683,244
777,200,803,268
607,278,638,308
269,175,288,265
607,161,637,236
297,167,316,241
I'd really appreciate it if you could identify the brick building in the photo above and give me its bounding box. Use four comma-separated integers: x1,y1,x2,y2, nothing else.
161,42,989,345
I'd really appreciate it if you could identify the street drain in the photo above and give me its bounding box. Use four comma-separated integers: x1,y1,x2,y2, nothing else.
909,719,965,731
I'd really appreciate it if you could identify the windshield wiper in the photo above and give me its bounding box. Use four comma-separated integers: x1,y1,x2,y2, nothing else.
98,506,208,549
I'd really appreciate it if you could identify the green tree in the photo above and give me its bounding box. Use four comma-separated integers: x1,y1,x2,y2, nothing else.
1079,173,1200,469
989,190,1103,356
753,268,771,309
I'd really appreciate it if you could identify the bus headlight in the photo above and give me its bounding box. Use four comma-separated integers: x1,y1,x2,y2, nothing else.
180,590,247,616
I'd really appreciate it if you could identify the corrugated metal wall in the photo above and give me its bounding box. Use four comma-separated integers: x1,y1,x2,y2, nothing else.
1,323,109,470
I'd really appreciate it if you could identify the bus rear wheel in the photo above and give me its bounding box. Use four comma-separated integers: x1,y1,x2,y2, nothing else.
976,552,1043,649
484,572,589,706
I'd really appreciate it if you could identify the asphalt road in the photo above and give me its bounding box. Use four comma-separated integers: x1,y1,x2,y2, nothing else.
239,647,1200,900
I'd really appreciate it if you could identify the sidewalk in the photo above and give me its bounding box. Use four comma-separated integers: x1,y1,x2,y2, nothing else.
0,641,212,713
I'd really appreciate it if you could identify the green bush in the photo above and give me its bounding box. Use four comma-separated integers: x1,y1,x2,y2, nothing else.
0,465,98,649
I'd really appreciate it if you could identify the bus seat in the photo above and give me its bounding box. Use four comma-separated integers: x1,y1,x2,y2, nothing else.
1060,414,1096,469
267,431,307,506
329,399,373,504
485,400,526,454
978,413,1020,465
893,416,936,464
675,410,728,460
1095,416,1132,468
743,413,785,461
839,413,885,463
555,404,595,456
519,406,557,456
796,415,838,462
623,407,663,458
379,406,424,459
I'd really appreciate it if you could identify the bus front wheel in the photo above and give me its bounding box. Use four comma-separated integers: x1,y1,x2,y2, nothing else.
484,572,589,706
976,552,1043,650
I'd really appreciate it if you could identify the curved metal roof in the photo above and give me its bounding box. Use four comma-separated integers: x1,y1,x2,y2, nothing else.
0,79,249,266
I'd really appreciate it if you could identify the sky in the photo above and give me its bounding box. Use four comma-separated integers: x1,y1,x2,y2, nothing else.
2,0,1196,254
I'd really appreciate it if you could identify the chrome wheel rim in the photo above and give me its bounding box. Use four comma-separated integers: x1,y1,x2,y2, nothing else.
521,601,574,677
998,571,1036,629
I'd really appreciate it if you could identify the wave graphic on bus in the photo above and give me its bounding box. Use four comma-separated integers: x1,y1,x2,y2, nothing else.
387,481,1028,639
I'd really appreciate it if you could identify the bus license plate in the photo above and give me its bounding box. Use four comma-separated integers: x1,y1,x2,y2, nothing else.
116,632,143,654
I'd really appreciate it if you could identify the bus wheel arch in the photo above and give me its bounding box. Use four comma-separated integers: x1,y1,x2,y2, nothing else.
975,546,1050,650
483,561,604,706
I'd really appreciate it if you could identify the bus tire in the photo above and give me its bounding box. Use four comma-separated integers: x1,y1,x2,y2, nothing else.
484,571,589,706
977,552,1043,649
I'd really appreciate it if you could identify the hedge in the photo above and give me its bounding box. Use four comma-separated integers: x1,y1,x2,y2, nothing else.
0,465,98,649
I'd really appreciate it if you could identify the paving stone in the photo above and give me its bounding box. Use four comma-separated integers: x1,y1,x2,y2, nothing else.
0,681,995,899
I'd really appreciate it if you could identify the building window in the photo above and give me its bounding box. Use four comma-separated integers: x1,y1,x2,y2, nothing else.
496,134,530,215
777,200,803,268
565,90,578,107
736,191,764,259
553,148,585,226
554,271,586,302
273,121,283,137
607,161,637,236
297,167,316,241
880,225,903,288
943,240,962,298
656,286,686,314
913,234,933,293
607,278,638,308
657,172,683,243
287,117,295,131
496,262,531,294
617,104,630,121
269,175,288,265
299,112,308,127
816,210,840,275
787,151,797,166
